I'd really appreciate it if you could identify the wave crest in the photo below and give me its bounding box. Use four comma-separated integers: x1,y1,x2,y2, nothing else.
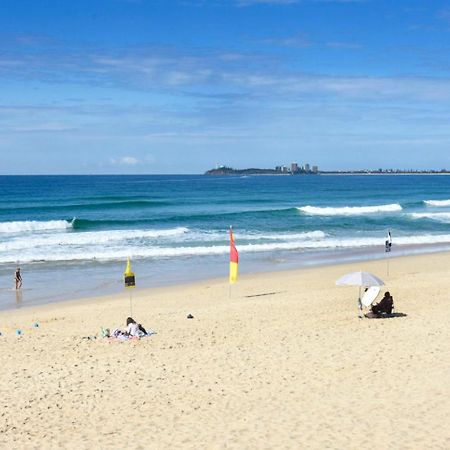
424,199,450,207
409,213,450,223
0,227,190,251
0,219,74,234
4,232,450,264
297,204,402,216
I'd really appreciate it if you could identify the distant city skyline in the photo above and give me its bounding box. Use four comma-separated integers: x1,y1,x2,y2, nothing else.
1,0,450,174
210,162,449,175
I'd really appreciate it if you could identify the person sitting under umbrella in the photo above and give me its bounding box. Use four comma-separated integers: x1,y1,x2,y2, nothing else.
335,271,385,318
371,291,394,315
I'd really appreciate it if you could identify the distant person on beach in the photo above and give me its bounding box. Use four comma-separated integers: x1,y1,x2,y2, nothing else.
15,267,22,290
126,317,148,337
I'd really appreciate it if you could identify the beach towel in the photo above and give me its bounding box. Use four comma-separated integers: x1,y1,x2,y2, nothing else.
108,328,156,342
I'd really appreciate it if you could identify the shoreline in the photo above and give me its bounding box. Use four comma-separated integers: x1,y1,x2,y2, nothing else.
1,247,449,317
3,241,450,312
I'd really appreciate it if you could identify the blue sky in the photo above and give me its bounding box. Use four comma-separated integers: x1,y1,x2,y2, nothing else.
1,0,450,174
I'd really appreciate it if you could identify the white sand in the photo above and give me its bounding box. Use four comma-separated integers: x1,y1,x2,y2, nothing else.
1,252,449,449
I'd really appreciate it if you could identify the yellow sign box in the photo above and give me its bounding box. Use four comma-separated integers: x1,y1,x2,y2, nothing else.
124,258,136,289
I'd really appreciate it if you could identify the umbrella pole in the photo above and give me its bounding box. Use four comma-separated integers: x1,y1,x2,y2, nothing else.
358,286,363,318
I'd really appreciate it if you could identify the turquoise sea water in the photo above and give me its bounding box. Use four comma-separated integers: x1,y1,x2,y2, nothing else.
1,174,450,309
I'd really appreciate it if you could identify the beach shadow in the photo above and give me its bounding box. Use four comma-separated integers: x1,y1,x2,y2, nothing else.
245,291,285,298
365,312,408,319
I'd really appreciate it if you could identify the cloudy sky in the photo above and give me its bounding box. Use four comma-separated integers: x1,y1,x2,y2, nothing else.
1,0,450,174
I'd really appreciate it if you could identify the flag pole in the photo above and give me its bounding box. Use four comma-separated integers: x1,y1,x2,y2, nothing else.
385,229,392,277
229,224,231,299
124,257,136,317
358,286,363,318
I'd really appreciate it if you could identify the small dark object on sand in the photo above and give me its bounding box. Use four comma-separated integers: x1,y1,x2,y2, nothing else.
187,314,194,319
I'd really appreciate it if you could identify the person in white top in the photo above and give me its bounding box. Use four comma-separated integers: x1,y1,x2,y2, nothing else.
126,317,147,337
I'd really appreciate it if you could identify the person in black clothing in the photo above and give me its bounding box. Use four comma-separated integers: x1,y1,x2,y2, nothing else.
371,291,393,315
15,267,22,290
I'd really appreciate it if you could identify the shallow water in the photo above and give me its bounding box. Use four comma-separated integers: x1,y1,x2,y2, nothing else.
1,174,450,309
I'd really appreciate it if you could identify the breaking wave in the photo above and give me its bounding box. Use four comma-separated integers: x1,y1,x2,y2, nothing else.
0,227,191,251
409,213,450,223
297,204,402,216
3,231,450,264
0,219,74,234
424,199,450,207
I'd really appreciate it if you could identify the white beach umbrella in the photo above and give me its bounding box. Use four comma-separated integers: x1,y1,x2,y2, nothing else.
336,271,385,317
336,271,385,287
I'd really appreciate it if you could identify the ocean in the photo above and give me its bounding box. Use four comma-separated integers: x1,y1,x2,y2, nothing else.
1,174,450,309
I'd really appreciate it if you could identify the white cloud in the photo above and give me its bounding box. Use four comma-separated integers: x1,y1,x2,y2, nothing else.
9,122,75,132
110,156,139,165
6,39,448,105
120,156,138,165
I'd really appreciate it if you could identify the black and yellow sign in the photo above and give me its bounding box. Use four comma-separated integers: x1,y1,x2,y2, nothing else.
124,274,136,288
124,258,136,289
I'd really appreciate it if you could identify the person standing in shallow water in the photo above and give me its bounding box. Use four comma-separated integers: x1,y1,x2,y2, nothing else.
15,267,22,289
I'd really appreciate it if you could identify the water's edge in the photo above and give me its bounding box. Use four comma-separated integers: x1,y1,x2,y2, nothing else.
1,242,448,312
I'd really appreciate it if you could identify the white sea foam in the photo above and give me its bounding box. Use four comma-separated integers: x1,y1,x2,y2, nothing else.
0,227,191,251
0,219,74,233
193,230,327,242
249,230,326,241
297,204,402,216
3,232,450,264
424,199,450,207
0,229,324,253
409,213,450,223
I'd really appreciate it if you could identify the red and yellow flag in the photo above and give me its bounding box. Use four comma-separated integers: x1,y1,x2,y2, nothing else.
229,226,238,284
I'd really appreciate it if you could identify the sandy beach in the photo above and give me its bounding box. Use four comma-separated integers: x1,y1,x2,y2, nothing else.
1,252,449,449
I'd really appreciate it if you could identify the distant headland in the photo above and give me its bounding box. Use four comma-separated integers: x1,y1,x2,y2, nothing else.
205,163,318,176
